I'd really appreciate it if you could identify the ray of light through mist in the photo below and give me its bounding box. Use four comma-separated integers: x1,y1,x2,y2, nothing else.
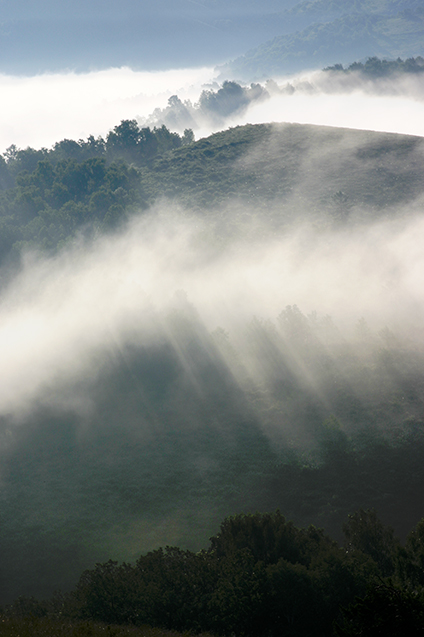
0,66,424,152
2,207,424,418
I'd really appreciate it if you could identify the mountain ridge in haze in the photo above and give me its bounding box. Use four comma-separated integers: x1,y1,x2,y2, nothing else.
220,0,424,79
0,0,296,74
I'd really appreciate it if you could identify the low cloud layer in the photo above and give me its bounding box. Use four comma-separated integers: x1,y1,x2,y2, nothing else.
230,70,424,139
0,67,214,152
149,68,424,139
1,65,424,153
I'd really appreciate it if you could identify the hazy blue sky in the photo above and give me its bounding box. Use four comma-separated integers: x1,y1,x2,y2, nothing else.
0,0,297,74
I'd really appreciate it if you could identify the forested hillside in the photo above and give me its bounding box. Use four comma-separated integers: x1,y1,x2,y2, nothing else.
1,120,424,625
1,119,424,269
325,54,424,76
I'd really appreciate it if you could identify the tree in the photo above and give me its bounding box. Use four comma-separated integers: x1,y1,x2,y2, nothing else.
182,128,195,145
71,560,140,624
208,511,336,569
335,582,424,636
402,518,424,587
343,509,400,577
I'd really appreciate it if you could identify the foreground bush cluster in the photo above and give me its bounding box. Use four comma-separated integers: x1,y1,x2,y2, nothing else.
3,511,424,636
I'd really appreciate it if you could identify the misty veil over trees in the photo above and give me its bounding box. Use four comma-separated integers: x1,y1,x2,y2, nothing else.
1,108,424,635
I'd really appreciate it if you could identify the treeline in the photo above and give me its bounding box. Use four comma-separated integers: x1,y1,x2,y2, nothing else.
3,510,424,636
0,122,193,264
324,55,424,77
144,80,268,132
3,121,193,175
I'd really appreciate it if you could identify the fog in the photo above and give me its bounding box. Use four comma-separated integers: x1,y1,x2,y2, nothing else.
229,70,424,139
1,65,424,152
1,202,424,420
0,67,214,151
232,90,424,139
147,68,424,139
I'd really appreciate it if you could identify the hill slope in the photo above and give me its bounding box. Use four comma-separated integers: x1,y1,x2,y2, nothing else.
143,122,424,213
1,121,424,267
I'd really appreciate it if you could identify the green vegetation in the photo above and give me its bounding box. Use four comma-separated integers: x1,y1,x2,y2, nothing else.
2,296,424,604
0,122,190,264
3,510,424,636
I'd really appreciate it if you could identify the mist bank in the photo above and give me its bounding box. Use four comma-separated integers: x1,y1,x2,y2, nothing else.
0,119,424,416
233,67,424,138
0,66,213,152
142,65,424,139
0,119,423,419
2,61,424,153
0,207,423,416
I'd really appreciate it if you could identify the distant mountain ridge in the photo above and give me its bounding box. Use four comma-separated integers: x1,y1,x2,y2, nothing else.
221,0,424,79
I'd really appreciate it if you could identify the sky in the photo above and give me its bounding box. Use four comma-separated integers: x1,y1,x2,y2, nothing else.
0,0,296,75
